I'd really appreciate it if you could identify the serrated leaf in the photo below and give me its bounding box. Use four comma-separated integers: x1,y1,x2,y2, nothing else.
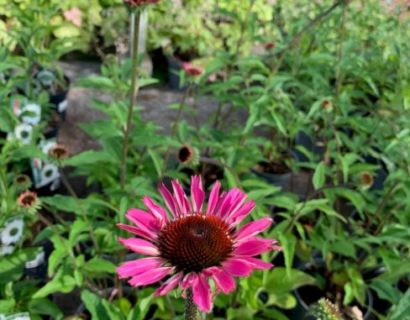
313,161,325,190
33,274,76,299
148,148,163,178
278,233,296,276
265,267,315,296
65,150,115,166
75,76,116,90
83,257,116,274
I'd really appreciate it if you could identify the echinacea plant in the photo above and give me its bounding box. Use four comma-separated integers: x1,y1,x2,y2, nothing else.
308,298,343,320
117,176,281,318
17,190,41,214
124,0,161,9
182,62,204,77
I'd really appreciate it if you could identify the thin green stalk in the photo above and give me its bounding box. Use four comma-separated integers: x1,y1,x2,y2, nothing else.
121,11,141,189
161,85,192,177
185,288,198,320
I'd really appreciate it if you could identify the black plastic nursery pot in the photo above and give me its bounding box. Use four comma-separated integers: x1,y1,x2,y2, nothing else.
286,258,376,320
293,131,325,163
48,74,70,121
34,68,70,120
24,240,53,280
290,285,375,320
166,55,187,91
252,164,314,200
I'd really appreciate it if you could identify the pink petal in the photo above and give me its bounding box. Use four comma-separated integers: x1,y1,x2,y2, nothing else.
154,273,183,296
206,181,221,215
206,267,236,294
119,238,159,256
235,217,273,243
218,188,247,218
227,201,256,226
245,257,274,270
159,183,178,217
172,180,191,215
117,257,164,279
192,273,212,313
222,257,253,277
234,238,274,256
191,176,204,213
125,210,160,240
181,272,196,289
117,223,156,240
126,209,161,231
128,267,172,287
143,196,168,225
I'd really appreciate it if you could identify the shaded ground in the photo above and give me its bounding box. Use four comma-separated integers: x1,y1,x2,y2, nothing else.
58,61,238,156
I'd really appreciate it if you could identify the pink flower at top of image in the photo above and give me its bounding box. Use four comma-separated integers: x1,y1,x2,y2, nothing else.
63,7,82,28
117,176,281,313
264,42,275,50
183,63,204,77
124,0,161,7
381,0,410,19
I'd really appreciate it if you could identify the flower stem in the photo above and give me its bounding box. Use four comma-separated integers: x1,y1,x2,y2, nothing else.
120,11,141,189
161,84,192,177
185,288,198,320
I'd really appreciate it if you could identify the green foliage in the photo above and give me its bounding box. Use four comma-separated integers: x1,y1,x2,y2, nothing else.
1,0,410,319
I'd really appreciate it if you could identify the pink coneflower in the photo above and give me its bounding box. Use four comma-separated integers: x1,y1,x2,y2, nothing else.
17,190,38,209
48,144,69,160
117,176,280,314
124,0,160,7
63,8,82,28
264,42,276,50
183,63,204,77
178,145,195,164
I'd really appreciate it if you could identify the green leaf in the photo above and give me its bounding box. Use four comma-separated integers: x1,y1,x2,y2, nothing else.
75,76,116,90
346,266,366,305
135,292,154,320
329,240,356,258
41,195,83,213
267,292,297,309
28,298,63,320
0,299,16,313
332,188,364,216
148,148,163,178
313,161,325,190
83,258,116,274
370,279,401,305
0,248,38,284
48,246,66,277
33,274,76,299
265,267,315,296
278,233,296,277
389,288,410,320
81,289,110,320
69,219,88,246
65,150,115,166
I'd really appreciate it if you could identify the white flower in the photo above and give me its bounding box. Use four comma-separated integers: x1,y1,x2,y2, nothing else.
0,245,15,256
0,218,24,245
14,123,33,145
